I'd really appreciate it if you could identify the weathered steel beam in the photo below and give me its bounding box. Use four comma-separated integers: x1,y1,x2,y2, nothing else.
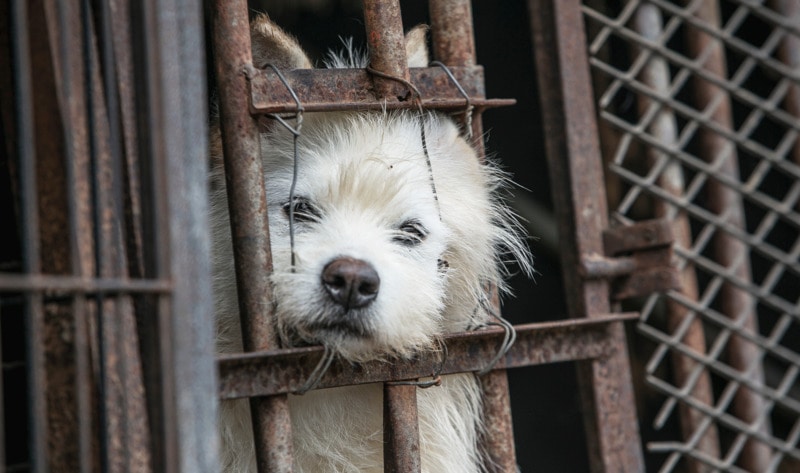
248,66,513,114
218,314,637,399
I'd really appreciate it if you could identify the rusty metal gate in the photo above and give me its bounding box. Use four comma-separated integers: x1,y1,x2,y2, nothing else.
2,0,799,472
582,0,800,472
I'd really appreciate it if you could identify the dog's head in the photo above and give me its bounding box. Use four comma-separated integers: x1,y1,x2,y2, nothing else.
211,15,531,362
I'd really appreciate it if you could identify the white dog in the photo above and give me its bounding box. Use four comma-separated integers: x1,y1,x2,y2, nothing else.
210,15,531,473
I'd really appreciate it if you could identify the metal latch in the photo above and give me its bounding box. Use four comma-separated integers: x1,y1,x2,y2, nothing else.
580,219,681,300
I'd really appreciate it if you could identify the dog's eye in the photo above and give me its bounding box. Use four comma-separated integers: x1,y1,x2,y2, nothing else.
393,219,428,246
282,197,320,223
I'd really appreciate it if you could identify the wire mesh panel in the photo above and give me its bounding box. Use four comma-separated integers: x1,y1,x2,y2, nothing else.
582,0,800,471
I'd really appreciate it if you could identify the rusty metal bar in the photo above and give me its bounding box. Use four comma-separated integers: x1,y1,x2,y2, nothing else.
80,0,153,467
0,274,172,293
10,0,48,471
630,5,721,471
429,3,514,470
360,5,426,470
429,0,484,151
682,2,772,470
47,1,98,470
248,67,514,113
479,371,517,473
211,1,293,472
219,314,636,399
529,1,645,471
429,0,476,68
384,384,421,473
363,0,409,99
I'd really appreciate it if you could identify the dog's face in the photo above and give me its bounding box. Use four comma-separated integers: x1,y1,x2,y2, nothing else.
265,114,452,361
211,15,531,362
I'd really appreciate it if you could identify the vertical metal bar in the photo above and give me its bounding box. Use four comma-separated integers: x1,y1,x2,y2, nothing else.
429,0,483,150
210,1,293,472
139,0,219,471
27,0,87,470
361,3,427,470
383,384,421,473
50,1,98,470
10,0,47,471
363,0,410,99
529,1,645,472
479,370,517,473
41,1,100,470
95,1,154,468
632,6,721,472
682,2,772,470
429,0,476,68
430,2,517,470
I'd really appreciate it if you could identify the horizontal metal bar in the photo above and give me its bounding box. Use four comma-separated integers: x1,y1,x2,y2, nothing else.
0,274,172,293
218,312,638,399
580,253,638,279
248,66,515,114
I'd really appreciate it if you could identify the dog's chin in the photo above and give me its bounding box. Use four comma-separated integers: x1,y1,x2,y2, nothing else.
307,317,372,339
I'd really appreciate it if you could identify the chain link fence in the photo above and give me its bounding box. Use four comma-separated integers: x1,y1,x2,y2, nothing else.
583,0,800,471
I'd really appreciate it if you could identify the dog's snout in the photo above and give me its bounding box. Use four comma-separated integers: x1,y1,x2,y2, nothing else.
322,257,380,310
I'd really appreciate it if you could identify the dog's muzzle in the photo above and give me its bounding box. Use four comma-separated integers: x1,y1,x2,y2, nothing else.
321,257,380,310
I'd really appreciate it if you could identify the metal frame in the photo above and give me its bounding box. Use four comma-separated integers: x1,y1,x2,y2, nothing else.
1,0,672,471
584,1,800,472
210,0,645,471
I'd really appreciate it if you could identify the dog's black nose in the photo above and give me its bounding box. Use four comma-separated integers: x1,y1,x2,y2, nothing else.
322,257,380,310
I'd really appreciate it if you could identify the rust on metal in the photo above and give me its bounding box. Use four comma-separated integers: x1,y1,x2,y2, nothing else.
428,3,516,469
602,219,674,255
362,0,409,100
218,314,636,399
429,0,476,68
211,0,294,471
529,0,646,471
383,384,421,473
600,219,681,300
479,371,517,473
248,66,515,114
683,2,772,470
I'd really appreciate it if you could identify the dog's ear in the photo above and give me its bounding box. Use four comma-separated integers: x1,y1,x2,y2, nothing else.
405,25,430,68
250,13,313,70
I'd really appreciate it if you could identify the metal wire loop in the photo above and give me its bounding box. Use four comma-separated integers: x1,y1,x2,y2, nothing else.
386,338,448,389
365,66,424,103
430,61,474,139
475,292,517,376
263,63,304,271
294,345,335,395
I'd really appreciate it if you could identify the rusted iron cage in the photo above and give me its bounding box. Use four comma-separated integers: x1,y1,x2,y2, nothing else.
1,0,648,470
213,0,645,472
582,0,800,472
17,0,791,472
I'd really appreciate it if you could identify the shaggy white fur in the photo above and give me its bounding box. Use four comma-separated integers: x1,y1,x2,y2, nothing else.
211,14,531,473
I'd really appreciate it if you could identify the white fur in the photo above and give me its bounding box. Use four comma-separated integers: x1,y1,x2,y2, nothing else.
211,16,531,473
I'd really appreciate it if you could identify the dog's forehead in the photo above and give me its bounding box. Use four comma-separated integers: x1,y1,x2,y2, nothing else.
270,113,443,214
